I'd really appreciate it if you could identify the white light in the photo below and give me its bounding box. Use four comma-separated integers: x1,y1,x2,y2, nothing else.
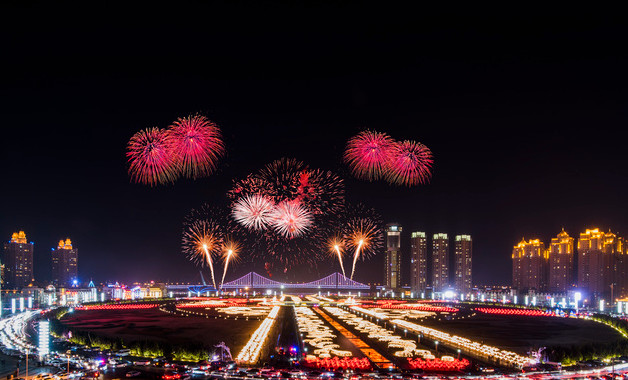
11,299,16,314
28,297,33,309
550,298,555,308
19,297,24,312
532,296,537,306
513,295,517,304
599,299,605,312
524,295,529,306
574,292,582,301
444,290,454,299
38,320,50,357
618,301,623,314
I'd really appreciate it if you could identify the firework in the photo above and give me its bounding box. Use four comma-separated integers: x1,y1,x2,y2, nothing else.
126,127,178,186
227,158,346,270
168,114,225,179
220,239,241,289
295,169,345,215
386,140,433,186
270,201,313,238
232,194,275,230
257,158,309,202
328,236,347,278
340,203,384,280
182,219,222,289
344,130,395,181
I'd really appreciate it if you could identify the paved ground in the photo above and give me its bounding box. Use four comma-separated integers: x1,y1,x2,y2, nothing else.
0,353,56,380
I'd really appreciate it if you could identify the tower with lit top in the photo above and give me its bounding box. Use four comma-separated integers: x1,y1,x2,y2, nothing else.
548,228,574,293
410,231,427,294
51,238,78,287
385,224,402,290
511,238,547,292
454,235,472,294
2,231,34,289
578,228,625,300
432,233,449,292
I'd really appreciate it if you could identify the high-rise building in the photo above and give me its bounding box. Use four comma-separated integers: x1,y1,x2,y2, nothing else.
410,232,428,294
548,229,574,293
385,224,402,289
577,228,625,299
512,238,548,292
51,238,78,287
432,233,449,292
2,231,34,289
454,235,472,294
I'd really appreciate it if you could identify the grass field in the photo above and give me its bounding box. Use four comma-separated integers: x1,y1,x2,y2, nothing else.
60,308,261,355
420,314,623,354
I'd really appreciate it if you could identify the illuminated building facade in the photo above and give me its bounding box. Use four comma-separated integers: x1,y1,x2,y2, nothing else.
51,238,78,287
548,229,574,293
454,235,472,294
577,228,627,299
2,231,34,289
410,231,428,293
385,224,402,290
512,238,547,292
432,233,449,292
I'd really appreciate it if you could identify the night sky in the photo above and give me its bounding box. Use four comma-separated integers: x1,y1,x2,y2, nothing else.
1,5,627,286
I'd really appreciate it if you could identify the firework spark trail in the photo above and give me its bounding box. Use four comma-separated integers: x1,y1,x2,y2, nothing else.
126,127,179,186
334,244,347,278
168,114,225,179
203,244,218,290
220,240,240,289
386,140,433,186
350,239,364,280
220,250,232,290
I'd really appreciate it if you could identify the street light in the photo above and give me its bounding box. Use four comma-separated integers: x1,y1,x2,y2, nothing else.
435,341,439,355
457,349,461,360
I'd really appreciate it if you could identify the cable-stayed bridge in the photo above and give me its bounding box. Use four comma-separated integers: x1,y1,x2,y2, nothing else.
166,272,370,293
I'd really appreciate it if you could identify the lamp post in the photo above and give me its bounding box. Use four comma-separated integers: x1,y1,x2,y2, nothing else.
457,349,461,360
435,341,439,355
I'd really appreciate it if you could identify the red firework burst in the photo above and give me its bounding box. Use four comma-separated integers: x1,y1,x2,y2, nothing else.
127,127,179,186
270,201,313,238
168,114,225,179
344,130,395,181
386,140,433,186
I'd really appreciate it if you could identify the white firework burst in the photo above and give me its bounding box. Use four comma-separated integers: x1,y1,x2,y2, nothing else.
270,201,313,238
232,194,275,230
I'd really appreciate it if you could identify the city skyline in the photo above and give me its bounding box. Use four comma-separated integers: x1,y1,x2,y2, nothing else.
2,6,628,285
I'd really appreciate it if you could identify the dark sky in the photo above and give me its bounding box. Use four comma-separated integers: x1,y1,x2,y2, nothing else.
1,4,627,286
